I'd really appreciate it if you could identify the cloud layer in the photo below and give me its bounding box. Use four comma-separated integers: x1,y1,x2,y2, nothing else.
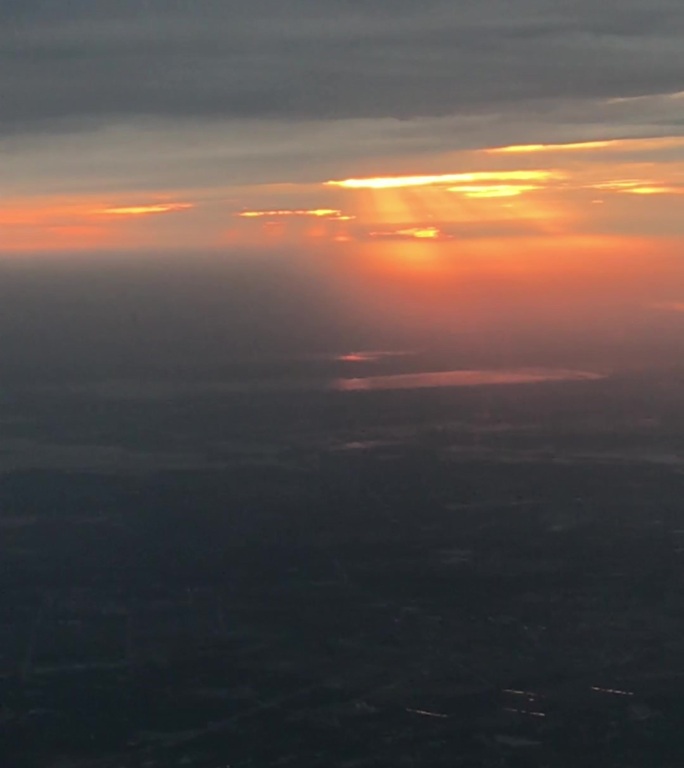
3,0,684,133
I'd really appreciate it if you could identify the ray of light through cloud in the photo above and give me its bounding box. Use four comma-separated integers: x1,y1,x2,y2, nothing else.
1,0,683,371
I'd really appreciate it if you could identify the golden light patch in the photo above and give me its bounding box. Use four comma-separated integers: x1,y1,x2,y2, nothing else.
449,184,541,198
590,180,684,195
238,208,354,220
590,180,651,190
100,203,194,216
396,227,443,239
487,140,614,154
488,136,684,155
369,226,447,240
0,199,114,252
326,171,558,190
621,186,684,195
0,196,199,253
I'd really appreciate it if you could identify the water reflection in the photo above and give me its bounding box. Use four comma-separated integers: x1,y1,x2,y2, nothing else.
333,368,604,392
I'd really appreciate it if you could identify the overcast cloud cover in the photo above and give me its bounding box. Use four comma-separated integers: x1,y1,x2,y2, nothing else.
2,0,684,195
3,0,684,131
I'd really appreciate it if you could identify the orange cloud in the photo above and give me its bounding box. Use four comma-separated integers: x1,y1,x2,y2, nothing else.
487,136,684,155
369,226,448,240
99,203,194,216
0,200,111,252
588,179,684,195
238,208,354,220
448,184,542,198
619,185,684,195
326,171,558,190
487,140,614,154
0,197,197,253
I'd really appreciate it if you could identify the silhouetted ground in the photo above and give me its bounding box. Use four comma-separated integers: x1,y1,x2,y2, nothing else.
2,370,684,767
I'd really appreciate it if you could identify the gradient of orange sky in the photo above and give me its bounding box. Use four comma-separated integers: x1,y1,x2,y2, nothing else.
3,138,684,335
4,136,683,256
3,135,684,371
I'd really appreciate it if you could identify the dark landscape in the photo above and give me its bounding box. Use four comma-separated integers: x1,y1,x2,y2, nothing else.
2,365,684,767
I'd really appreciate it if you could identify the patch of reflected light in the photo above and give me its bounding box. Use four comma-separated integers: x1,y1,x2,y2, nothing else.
334,368,604,392
326,171,558,190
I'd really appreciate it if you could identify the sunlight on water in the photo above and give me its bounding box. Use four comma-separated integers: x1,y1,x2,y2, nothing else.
333,368,605,392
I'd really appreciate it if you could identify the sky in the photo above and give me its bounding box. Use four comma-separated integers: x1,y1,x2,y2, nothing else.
2,1,684,375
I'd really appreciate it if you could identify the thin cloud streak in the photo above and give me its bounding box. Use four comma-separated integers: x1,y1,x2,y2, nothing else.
100,203,194,216
327,171,559,190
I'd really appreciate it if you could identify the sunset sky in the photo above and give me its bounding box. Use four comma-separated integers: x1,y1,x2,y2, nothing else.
2,1,684,374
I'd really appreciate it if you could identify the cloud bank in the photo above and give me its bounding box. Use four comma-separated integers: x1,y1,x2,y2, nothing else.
2,0,684,134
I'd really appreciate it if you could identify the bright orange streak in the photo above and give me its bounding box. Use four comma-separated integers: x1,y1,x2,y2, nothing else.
100,203,194,215
0,197,199,252
396,227,442,239
449,184,541,198
369,227,448,240
238,208,354,220
326,171,558,190
622,186,684,195
488,141,613,154
488,137,684,154
591,180,651,190
590,179,684,194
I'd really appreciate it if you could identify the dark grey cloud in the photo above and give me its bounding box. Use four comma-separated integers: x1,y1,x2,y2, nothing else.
2,0,684,134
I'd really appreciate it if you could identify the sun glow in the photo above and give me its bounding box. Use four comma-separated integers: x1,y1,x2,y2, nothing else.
370,226,446,240
449,184,542,198
0,196,200,253
326,171,558,190
332,171,567,241
100,203,194,216
488,140,614,154
621,185,684,195
5,125,684,256
488,136,684,155
238,208,354,220
590,180,684,195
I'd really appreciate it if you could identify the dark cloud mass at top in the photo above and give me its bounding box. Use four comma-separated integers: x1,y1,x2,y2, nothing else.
2,0,684,134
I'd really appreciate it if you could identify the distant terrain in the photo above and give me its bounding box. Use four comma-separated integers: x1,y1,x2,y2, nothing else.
2,363,684,767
